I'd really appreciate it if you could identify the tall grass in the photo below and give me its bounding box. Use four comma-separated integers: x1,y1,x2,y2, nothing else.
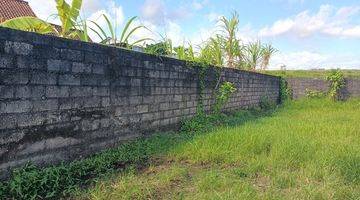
79,99,360,200
265,70,360,78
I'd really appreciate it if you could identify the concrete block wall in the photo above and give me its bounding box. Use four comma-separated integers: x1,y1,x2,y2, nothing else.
287,78,360,99
0,27,280,177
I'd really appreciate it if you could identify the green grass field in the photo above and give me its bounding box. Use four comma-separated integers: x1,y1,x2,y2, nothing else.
264,70,360,78
76,99,360,200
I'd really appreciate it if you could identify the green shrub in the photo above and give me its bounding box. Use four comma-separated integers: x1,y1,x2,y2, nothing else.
259,96,276,111
1,106,272,199
0,137,172,200
279,77,292,103
305,89,325,99
180,113,225,134
213,82,237,114
325,69,345,101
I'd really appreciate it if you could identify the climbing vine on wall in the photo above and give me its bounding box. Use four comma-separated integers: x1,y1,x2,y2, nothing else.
325,69,345,101
213,82,237,114
279,77,292,103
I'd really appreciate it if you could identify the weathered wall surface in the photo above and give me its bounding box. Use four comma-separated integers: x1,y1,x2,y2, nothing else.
287,78,360,99
0,27,280,177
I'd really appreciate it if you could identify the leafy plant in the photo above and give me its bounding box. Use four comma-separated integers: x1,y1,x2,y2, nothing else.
0,137,158,199
261,44,278,70
279,77,292,103
90,15,151,48
199,35,224,66
259,96,276,110
213,82,237,114
174,44,196,61
305,89,325,99
245,40,264,71
219,12,242,68
55,0,83,38
0,0,85,40
325,69,346,101
0,17,54,34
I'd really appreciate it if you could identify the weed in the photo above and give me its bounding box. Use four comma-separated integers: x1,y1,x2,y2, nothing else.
325,69,346,101
305,89,325,99
78,98,360,200
279,77,292,103
213,82,237,114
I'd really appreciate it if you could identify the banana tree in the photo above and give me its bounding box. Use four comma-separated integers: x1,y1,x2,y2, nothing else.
0,0,84,40
54,0,83,38
0,17,54,34
90,15,151,48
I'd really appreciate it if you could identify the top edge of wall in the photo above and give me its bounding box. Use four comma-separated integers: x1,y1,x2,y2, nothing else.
0,26,279,79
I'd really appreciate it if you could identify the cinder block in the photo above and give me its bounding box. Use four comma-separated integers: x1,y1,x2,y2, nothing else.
61,49,83,62
47,59,71,72
46,86,69,98
83,97,101,108
5,41,33,55
31,86,46,99
15,86,31,99
1,70,29,84
159,102,169,110
0,100,32,113
0,54,14,69
92,64,105,75
59,74,81,86
136,105,148,114
72,62,91,73
85,52,107,64
101,97,110,107
0,114,17,129
93,87,109,96
32,99,58,112
30,72,57,85
70,86,93,97
0,85,14,99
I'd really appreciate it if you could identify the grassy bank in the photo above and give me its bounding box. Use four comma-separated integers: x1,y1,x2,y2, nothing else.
0,106,272,199
76,99,360,200
264,70,360,78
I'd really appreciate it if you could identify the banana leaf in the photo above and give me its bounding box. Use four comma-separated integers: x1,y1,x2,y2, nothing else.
55,0,82,37
0,17,55,34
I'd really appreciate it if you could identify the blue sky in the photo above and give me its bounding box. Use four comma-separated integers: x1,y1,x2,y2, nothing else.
28,0,360,70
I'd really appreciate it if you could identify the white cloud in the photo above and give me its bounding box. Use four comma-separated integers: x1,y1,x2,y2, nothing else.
27,0,125,42
206,12,221,22
27,0,123,23
86,7,125,42
259,19,294,37
192,0,209,10
286,0,305,4
27,0,58,23
259,5,360,38
269,51,360,70
141,0,166,25
140,0,192,25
